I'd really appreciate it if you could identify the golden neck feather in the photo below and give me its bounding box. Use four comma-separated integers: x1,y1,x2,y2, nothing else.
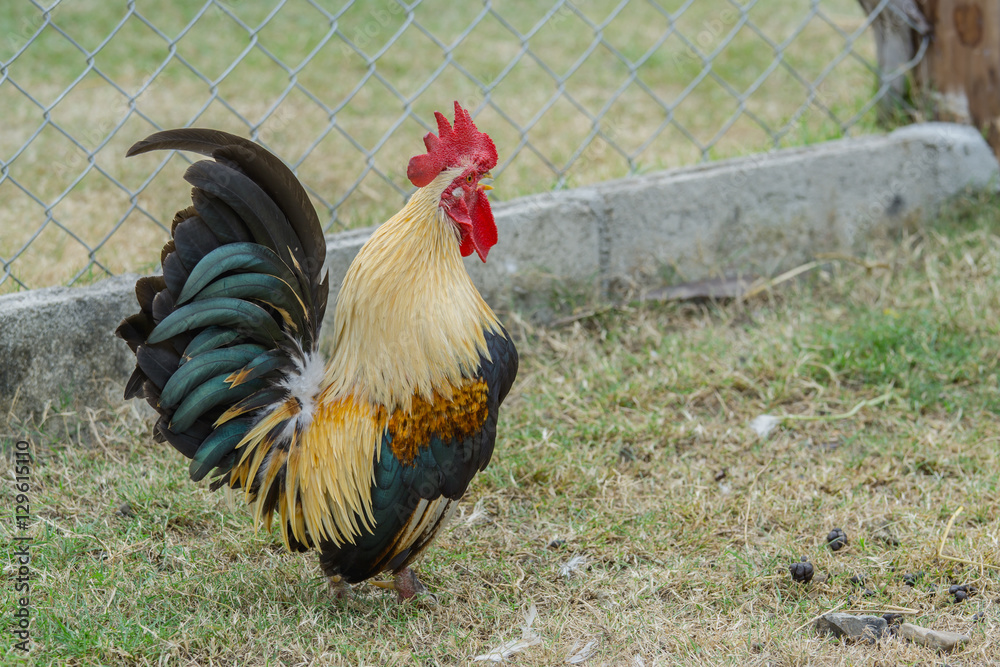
323,170,500,410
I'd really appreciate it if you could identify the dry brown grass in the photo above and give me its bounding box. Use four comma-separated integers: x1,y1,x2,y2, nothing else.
1,0,882,293
3,194,999,665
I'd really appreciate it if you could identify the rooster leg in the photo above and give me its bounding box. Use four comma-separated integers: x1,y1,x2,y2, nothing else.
369,567,428,602
328,575,352,600
393,567,427,601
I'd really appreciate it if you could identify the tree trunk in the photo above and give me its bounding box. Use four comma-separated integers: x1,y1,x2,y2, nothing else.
860,0,1000,156
914,0,1000,155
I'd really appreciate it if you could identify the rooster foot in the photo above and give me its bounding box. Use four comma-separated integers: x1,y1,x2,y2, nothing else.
370,567,434,603
328,574,352,601
393,567,427,601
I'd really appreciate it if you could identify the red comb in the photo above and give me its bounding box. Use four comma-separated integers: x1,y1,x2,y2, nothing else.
407,101,498,187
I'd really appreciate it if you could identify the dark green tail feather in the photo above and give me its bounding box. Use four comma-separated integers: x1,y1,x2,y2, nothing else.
177,243,301,305
159,343,266,408
182,327,242,361
147,298,284,346
117,129,328,482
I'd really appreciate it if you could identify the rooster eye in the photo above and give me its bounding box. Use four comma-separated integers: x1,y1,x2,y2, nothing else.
466,174,474,184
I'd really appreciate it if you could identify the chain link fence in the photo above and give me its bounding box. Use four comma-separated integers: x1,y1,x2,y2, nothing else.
0,0,924,293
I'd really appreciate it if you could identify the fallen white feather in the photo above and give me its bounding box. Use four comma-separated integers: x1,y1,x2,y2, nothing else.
560,554,589,578
464,497,491,526
749,414,781,438
565,638,598,663
473,604,542,662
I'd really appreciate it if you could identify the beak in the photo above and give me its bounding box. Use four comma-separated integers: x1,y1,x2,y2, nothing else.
479,170,494,191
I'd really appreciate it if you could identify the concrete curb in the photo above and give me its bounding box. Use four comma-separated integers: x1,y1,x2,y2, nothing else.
2,123,996,418
0,275,139,420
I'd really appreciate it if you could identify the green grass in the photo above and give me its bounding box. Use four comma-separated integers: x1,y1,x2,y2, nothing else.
807,305,997,413
1,0,886,293
3,194,999,665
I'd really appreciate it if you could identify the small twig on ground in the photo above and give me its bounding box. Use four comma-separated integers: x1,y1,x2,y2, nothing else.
938,505,963,559
793,600,847,634
549,306,615,328
556,255,888,328
937,505,1000,572
742,261,822,300
841,605,919,615
813,252,891,271
774,389,892,430
5,386,20,426
751,391,894,438
782,390,894,425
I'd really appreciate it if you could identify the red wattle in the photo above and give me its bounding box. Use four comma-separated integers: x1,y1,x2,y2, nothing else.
458,229,475,257
445,200,475,257
470,188,497,262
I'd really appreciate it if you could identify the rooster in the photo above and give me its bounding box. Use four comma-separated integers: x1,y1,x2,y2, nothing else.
116,102,518,600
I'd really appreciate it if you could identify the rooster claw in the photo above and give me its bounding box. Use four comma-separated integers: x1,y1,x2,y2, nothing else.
328,574,352,601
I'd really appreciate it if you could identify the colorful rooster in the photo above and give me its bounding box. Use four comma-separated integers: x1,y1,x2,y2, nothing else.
117,102,518,599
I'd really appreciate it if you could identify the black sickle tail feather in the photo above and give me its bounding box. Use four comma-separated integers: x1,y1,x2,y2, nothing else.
117,129,329,483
